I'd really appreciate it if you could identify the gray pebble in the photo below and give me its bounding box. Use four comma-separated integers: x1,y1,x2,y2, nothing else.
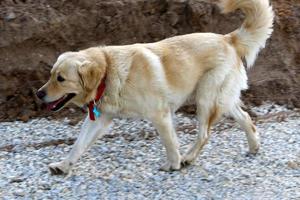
0,103,299,199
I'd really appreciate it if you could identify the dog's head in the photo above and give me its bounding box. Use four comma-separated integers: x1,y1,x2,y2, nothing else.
36,50,107,111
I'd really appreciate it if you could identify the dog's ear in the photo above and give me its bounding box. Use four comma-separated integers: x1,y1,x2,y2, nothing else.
77,61,103,91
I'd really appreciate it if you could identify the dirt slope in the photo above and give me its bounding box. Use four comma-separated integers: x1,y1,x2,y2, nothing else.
0,0,299,121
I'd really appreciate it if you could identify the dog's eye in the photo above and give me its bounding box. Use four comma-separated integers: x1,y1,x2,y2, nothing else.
57,75,65,82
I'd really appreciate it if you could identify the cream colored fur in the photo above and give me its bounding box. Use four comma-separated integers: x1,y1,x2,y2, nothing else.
38,0,274,174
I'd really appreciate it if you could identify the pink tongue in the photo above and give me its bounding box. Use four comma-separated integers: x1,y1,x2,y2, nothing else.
46,96,65,111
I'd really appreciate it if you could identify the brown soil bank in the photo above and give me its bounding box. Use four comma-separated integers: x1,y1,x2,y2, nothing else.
0,0,299,122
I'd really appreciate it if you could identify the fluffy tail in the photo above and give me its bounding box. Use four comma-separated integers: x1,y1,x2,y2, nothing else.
220,0,274,68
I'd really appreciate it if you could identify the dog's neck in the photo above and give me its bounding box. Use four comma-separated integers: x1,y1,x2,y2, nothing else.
93,46,133,115
87,75,106,120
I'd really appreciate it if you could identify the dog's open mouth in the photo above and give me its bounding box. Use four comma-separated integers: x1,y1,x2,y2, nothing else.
46,93,76,111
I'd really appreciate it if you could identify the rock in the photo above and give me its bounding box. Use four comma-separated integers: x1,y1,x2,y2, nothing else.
19,114,30,122
9,176,25,183
0,104,300,198
287,161,299,169
14,189,25,196
5,11,16,21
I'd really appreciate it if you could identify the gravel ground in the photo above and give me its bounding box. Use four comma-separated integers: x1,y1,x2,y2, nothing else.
0,103,299,199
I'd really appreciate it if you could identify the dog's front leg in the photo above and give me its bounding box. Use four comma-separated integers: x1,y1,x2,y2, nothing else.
49,114,112,175
152,110,182,171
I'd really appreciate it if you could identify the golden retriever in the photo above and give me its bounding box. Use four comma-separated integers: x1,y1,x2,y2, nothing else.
37,0,274,175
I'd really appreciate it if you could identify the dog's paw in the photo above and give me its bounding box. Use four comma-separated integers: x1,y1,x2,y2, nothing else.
247,132,261,155
180,159,192,167
159,161,181,172
181,153,196,167
249,140,260,155
48,161,71,175
249,145,260,155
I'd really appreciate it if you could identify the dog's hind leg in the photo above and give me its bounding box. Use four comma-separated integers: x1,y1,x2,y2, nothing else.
230,105,260,154
49,115,112,175
151,108,182,171
182,101,221,165
181,67,227,165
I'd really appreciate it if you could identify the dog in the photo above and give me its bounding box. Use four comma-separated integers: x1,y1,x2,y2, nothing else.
36,0,274,175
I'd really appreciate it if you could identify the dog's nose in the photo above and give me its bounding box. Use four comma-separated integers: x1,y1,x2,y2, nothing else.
36,90,46,100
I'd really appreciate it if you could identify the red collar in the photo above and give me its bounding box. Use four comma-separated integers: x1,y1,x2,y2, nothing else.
88,76,106,120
